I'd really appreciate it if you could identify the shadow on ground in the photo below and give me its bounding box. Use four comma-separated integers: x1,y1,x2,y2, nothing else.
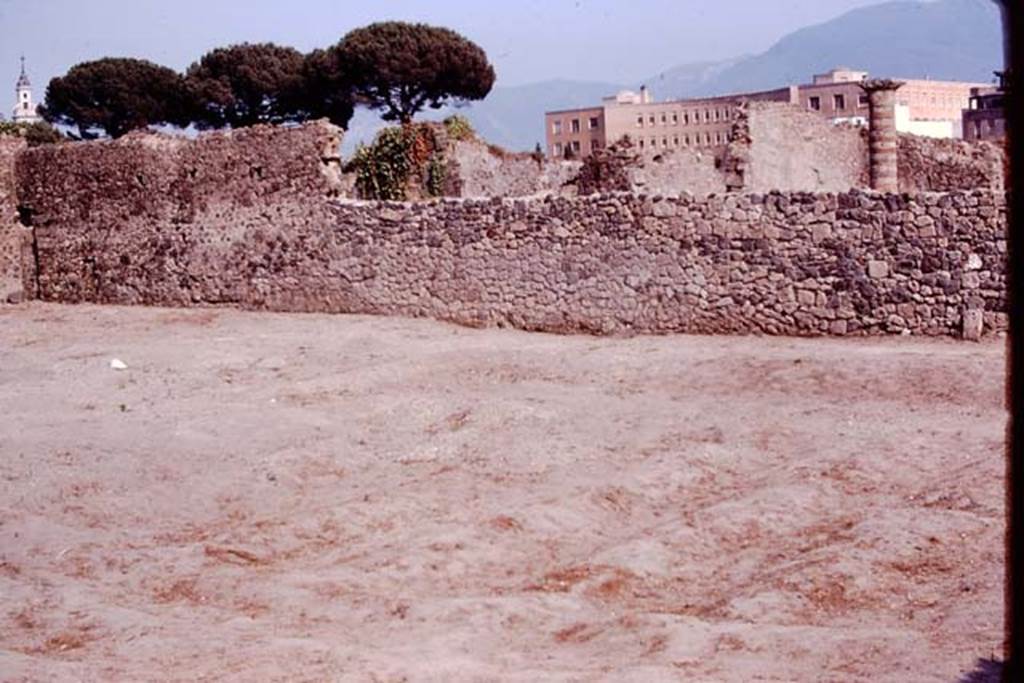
958,658,1004,682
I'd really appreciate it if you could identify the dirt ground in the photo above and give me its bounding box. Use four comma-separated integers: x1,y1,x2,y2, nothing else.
0,303,1006,682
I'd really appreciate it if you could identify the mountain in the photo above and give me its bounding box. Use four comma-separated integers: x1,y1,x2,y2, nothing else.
641,57,746,101
342,0,1003,155
689,0,1003,97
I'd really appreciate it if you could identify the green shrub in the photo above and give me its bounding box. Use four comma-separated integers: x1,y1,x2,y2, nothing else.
426,153,448,196
350,126,415,200
442,114,475,141
348,123,451,200
0,120,64,146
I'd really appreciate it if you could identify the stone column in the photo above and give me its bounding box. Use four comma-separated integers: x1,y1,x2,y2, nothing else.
860,79,904,193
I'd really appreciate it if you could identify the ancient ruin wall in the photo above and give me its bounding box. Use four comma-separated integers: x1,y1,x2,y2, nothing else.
729,102,869,193
447,140,580,198
898,135,1005,193
1,135,27,290
16,122,1007,338
16,122,342,305
627,148,726,196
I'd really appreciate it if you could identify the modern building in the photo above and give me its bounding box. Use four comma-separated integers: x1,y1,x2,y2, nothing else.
962,71,1007,142
800,67,988,139
12,57,42,125
545,67,991,159
546,84,795,159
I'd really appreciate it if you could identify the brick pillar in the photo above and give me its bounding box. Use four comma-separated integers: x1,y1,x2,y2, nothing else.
861,79,904,193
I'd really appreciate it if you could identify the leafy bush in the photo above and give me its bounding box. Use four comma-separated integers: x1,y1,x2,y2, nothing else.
443,114,475,141
0,120,64,146
426,153,448,197
349,126,415,200
347,123,452,201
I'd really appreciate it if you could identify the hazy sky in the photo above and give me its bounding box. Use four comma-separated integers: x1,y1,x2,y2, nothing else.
2,0,912,112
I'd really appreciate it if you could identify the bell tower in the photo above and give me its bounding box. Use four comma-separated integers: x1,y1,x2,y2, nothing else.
12,56,41,124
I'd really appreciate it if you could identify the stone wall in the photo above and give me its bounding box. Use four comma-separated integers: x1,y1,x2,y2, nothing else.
1,135,27,293
16,122,342,304
898,134,1005,193
338,122,580,200
340,110,1005,201
723,103,1007,195
448,140,580,198
727,102,869,193
628,148,726,196
15,123,1006,338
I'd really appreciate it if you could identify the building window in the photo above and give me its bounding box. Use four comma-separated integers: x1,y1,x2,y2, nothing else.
858,94,869,107
553,142,563,156
705,133,711,144
673,135,679,146
660,113,667,124
571,140,580,152
684,135,690,145
714,109,720,121
591,139,600,151
639,139,645,149
571,119,580,133
648,115,655,125
552,120,562,135
683,113,689,125
23,102,29,111
637,115,644,127
672,113,678,124
809,96,821,111
662,137,668,147
704,110,710,122
589,116,599,129
715,133,721,144
834,94,845,110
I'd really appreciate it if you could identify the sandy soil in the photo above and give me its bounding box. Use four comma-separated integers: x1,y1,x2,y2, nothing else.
0,303,1006,682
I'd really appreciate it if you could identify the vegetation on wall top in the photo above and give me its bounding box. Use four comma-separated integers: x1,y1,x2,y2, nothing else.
347,120,467,200
0,120,64,146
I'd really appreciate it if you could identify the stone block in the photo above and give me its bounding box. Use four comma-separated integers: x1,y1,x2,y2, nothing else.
962,308,983,341
961,272,981,289
867,260,889,279
811,224,832,242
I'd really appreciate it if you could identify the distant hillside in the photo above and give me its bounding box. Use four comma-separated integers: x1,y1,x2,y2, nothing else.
690,0,1003,97
344,0,1003,154
642,57,746,101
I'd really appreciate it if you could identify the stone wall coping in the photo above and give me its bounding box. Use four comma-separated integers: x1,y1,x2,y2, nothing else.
327,187,1007,210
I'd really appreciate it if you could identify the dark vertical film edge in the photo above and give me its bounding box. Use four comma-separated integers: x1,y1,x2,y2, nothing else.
1000,0,1023,681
